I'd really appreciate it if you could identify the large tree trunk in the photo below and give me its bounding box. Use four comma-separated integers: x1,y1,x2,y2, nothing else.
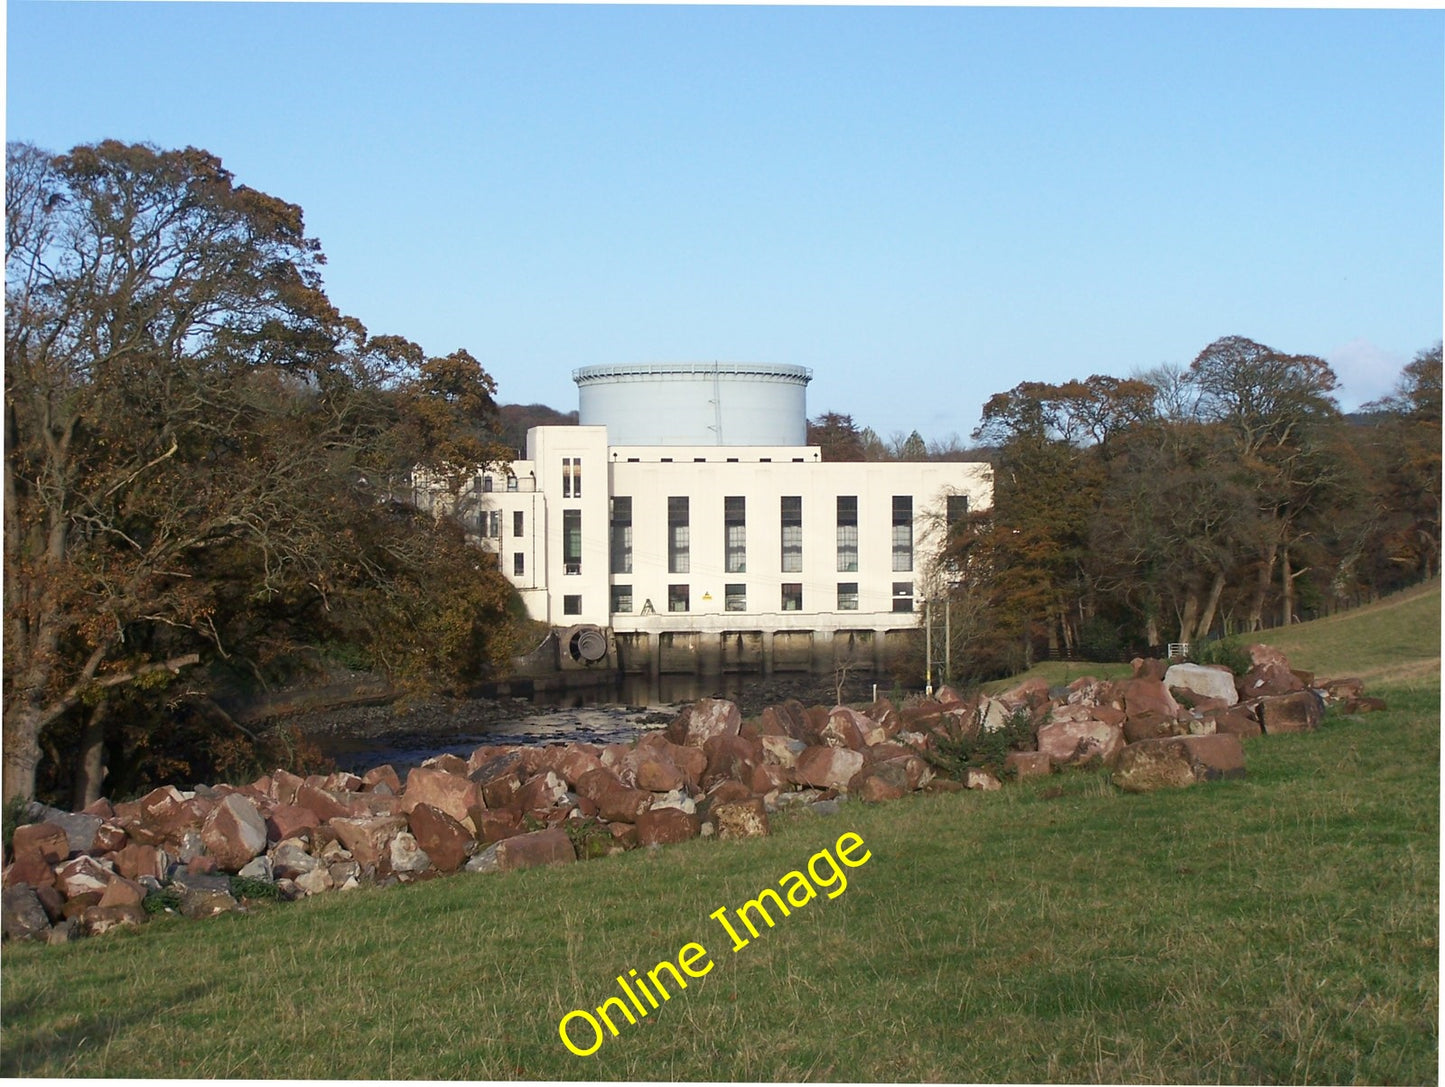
1196,570,1227,643
1247,542,1278,632
73,700,109,810
2,702,44,803
1178,590,1201,645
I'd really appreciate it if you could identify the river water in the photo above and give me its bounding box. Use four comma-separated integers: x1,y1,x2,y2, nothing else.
309,671,894,775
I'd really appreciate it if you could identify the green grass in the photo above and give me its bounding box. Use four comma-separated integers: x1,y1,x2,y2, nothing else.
2,585,1438,1082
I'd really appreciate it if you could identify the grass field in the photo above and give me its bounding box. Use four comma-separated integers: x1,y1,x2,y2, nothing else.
2,583,1438,1081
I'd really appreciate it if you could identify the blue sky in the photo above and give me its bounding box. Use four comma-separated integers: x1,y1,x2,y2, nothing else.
7,3,1442,443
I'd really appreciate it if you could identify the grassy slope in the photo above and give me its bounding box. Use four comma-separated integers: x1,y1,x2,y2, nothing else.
2,585,1438,1082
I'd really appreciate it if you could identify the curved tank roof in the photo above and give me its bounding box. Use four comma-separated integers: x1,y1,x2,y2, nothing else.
573,362,812,446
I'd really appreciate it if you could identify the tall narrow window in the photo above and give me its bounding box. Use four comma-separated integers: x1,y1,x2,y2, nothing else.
610,497,633,574
513,510,524,537
892,495,913,572
781,496,803,573
563,508,582,574
668,497,690,574
486,510,502,539
513,553,525,577
724,496,747,573
562,457,572,498
836,496,858,572
482,475,494,493
947,494,969,524
561,457,581,498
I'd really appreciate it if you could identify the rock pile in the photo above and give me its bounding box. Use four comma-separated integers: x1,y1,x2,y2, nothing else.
2,644,1378,944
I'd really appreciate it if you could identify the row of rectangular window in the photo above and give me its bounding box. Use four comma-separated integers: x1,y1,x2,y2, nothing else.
477,509,527,539
605,582,914,614
608,494,918,576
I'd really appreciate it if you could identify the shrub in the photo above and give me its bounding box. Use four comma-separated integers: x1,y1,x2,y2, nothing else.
1191,637,1253,677
923,705,1035,779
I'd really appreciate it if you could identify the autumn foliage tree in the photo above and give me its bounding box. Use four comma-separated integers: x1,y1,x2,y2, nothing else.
938,342,1439,680
4,141,520,802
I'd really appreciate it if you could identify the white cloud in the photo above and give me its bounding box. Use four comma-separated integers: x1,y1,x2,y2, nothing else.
1326,338,1406,411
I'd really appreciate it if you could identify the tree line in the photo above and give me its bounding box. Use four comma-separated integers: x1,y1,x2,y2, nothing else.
927,339,1441,680
4,141,528,804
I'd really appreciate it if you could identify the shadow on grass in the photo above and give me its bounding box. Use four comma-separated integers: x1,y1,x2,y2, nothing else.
0,979,212,1077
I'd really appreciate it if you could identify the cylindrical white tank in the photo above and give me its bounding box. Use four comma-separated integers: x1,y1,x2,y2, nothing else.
573,363,812,446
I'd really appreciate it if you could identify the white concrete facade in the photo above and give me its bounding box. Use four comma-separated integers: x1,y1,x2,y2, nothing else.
414,365,993,673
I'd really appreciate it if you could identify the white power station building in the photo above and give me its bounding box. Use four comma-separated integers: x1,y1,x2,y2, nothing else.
420,363,993,678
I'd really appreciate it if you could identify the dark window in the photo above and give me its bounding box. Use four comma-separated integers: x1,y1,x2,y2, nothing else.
611,584,633,614
725,496,746,573
563,509,582,574
892,581,914,613
781,583,803,611
668,584,690,612
563,594,582,616
513,552,524,577
781,496,802,573
668,497,690,574
892,496,913,572
837,495,858,572
513,510,524,537
947,494,969,524
838,583,859,611
725,583,747,612
610,497,633,574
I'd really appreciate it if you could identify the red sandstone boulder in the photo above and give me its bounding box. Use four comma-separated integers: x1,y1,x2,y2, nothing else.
820,708,869,750
55,855,115,900
595,783,652,824
422,754,469,777
1037,718,1125,768
1238,661,1305,698
702,733,762,790
794,746,865,790
401,767,482,824
12,822,71,868
407,804,473,873
574,767,624,804
329,815,408,869
1130,657,1169,681
848,761,909,803
1114,734,1246,792
1208,705,1263,739
200,793,269,872
295,782,354,823
493,828,575,871
712,798,770,839
515,771,570,813
635,756,684,792
112,842,167,882
635,807,701,846
98,875,147,910
472,808,524,844
265,803,321,843
267,768,302,805
362,765,403,793
668,698,743,748
1258,690,1324,734
1119,677,1182,721
92,822,128,854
